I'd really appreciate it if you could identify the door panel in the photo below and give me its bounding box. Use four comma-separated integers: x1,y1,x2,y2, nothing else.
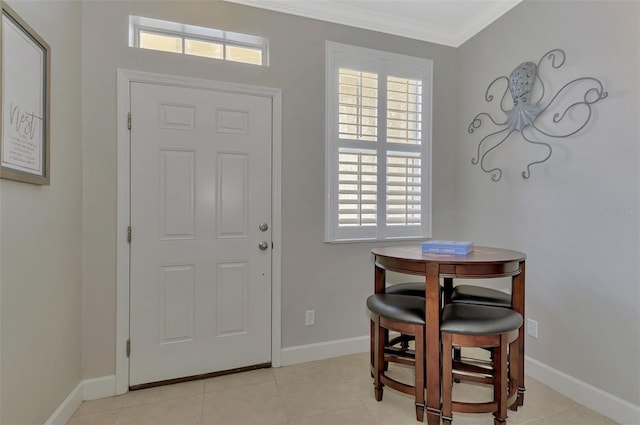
160,149,195,239
129,82,272,386
217,153,248,237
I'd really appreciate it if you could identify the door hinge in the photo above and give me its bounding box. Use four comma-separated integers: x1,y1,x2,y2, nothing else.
126,339,131,357
127,112,132,130
127,226,132,243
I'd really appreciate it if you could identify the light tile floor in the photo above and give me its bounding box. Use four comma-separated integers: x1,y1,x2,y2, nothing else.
68,353,618,425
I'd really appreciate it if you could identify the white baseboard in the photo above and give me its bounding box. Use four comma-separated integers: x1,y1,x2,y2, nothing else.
82,375,117,401
44,382,83,425
281,335,369,366
44,376,117,425
525,355,640,425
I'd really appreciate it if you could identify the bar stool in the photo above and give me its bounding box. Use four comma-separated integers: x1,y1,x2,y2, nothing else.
449,284,511,368
383,282,428,351
366,294,426,422
440,303,522,425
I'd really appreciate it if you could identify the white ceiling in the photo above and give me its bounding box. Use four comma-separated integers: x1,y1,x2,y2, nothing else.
223,0,521,47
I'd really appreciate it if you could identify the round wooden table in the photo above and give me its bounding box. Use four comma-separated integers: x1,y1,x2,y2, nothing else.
371,245,526,425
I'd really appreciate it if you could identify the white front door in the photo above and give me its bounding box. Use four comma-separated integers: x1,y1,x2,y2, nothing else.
129,81,272,386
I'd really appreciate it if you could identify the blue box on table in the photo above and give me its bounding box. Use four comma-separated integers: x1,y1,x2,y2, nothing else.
421,240,474,255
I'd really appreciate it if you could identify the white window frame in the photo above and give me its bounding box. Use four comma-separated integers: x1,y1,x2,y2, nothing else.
128,15,269,66
325,41,432,242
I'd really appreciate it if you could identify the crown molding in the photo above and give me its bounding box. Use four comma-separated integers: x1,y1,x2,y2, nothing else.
223,0,521,47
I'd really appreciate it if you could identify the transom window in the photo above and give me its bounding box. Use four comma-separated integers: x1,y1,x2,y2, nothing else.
325,42,432,242
129,16,268,66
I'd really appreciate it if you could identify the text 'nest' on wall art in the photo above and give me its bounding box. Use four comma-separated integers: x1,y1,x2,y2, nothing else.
468,48,607,182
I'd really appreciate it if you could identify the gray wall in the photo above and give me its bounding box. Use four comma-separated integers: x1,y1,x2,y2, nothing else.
2,1,637,422
80,0,459,378
456,0,640,406
0,1,83,423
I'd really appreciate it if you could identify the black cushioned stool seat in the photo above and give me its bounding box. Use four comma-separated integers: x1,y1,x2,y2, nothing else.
367,294,425,324
441,304,523,425
367,294,426,422
441,303,522,335
451,285,511,307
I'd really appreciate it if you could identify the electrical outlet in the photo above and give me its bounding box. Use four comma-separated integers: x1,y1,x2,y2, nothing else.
527,318,538,338
305,310,315,326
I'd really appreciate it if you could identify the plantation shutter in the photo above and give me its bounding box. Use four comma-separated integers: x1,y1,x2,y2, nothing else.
325,42,431,242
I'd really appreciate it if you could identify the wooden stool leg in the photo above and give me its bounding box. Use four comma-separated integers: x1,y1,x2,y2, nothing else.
414,324,425,422
383,328,390,371
373,315,384,401
509,337,519,411
493,334,508,425
370,318,374,376
441,333,453,425
453,346,462,383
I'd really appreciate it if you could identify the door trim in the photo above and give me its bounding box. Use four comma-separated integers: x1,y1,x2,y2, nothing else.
115,69,282,395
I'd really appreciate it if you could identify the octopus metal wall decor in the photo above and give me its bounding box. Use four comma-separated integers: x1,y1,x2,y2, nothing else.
468,48,608,181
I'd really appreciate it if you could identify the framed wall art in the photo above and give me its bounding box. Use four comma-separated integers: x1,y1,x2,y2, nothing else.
0,2,50,185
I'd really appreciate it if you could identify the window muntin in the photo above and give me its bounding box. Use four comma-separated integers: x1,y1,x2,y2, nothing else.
326,42,432,242
129,16,268,66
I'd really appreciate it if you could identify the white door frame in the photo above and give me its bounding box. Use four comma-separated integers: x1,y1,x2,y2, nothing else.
115,69,282,395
